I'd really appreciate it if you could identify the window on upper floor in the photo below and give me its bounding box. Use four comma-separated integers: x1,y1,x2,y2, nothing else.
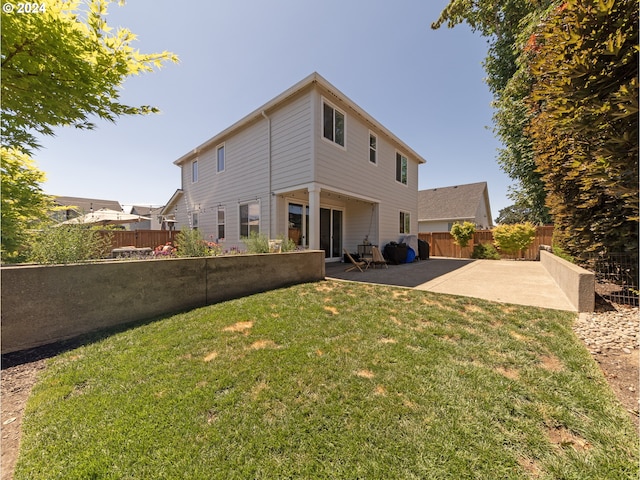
400,211,410,234
239,201,260,238
369,132,377,164
217,144,225,173
323,100,345,147
396,152,407,185
217,206,225,242
191,160,198,183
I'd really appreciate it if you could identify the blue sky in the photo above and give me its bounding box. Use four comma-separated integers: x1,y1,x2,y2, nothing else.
33,0,512,218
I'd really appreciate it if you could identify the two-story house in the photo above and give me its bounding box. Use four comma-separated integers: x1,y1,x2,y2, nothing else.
162,72,426,260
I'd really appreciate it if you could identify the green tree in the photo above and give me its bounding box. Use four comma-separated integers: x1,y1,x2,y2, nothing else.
1,0,177,262
1,0,178,151
1,147,53,263
527,0,638,262
495,202,537,225
493,222,536,258
450,221,476,248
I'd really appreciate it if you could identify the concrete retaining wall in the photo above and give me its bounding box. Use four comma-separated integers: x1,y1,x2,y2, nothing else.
540,250,594,312
1,251,325,354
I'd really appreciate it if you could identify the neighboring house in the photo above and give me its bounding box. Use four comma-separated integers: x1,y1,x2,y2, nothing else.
122,205,165,230
161,72,426,260
417,182,493,232
52,196,122,223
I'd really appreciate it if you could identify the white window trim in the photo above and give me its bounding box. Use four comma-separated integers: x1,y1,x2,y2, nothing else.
321,97,347,150
369,131,378,165
216,143,225,174
395,151,408,186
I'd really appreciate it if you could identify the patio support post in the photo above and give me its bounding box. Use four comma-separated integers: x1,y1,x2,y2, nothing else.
308,185,320,250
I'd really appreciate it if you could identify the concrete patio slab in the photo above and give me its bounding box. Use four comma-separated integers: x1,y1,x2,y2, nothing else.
414,259,574,311
325,258,575,311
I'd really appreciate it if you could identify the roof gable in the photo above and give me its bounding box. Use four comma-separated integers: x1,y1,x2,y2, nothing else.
174,72,426,166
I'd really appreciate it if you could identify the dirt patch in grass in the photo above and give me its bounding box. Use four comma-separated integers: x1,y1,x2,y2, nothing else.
223,321,253,333
249,340,280,350
203,351,219,362
495,366,520,380
539,354,563,372
546,425,592,451
517,457,542,478
374,385,387,396
323,306,339,315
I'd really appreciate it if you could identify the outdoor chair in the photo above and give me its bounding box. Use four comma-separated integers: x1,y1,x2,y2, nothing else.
343,249,368,272
371,246,388,269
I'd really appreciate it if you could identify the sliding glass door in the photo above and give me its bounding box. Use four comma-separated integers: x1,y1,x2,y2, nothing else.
320,208,342,259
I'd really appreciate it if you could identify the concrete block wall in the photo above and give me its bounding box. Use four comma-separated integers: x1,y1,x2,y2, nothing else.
540,250,595,312
1,251,325,354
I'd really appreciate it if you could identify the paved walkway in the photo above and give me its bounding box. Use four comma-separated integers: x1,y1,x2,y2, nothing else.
325,258,575,311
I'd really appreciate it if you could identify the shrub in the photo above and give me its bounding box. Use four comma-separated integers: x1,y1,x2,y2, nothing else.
493,223,536,258
243,231,270,254
28,225,112,264
450,222,476,248
471,243,501,260
243,232,298,254
175,229,209,257
279,235,297,253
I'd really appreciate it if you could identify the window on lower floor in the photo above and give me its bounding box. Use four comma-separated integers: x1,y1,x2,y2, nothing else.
191,212,199,229
217,206,225,241
240,201,260,238
400,211,410,234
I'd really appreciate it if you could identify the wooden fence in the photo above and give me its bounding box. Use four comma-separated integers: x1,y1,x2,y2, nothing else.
98,230,180,250
418,226,554,260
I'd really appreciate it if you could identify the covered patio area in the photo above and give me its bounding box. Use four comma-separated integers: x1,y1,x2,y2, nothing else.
275,183,379,260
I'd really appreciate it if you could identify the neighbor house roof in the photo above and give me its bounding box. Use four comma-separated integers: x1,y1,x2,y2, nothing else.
418,182,491,222
54,196,122,213
174,72,427,167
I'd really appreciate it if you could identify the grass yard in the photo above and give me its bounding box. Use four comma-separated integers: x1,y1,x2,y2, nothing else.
15,281,638,479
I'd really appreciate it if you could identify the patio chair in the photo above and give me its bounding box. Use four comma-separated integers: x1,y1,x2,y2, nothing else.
343,249,368,272
371,246,388,269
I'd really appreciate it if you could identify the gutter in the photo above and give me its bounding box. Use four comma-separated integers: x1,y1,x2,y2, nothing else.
262,111,272,238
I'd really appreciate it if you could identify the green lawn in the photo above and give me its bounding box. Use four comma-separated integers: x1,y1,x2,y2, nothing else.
16,281,638,479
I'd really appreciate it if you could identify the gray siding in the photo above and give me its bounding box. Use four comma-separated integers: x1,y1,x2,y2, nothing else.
179,119,269,245
313,89,419,247
270,92,314,190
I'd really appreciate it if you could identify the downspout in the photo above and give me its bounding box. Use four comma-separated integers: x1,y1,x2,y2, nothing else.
262,111,272,238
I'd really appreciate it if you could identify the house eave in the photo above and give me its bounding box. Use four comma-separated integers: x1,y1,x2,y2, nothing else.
160,189,184,215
